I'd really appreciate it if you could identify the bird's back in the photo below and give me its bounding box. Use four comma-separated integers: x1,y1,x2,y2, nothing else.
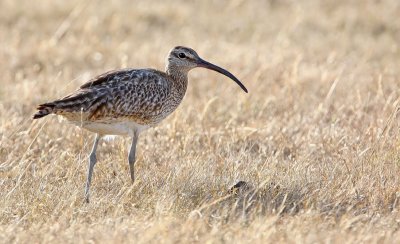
34,68,177,126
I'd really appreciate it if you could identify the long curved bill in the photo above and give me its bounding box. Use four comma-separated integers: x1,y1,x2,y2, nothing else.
197,58,248,93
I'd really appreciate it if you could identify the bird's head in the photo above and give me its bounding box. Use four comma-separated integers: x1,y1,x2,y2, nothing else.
166,46,248,93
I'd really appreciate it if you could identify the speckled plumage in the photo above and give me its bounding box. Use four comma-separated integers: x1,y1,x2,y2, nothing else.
35,68,185,131
33,46,247,202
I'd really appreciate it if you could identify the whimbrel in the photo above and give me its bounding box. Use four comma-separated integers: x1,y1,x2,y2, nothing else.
33,46,248,202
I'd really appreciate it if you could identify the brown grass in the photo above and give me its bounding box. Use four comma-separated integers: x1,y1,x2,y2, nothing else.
1,0,400,243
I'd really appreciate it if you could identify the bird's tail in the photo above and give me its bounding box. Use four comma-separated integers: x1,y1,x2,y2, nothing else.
32,90,107,120
32,103,56,119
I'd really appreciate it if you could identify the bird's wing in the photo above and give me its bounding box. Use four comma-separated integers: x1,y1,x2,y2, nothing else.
80,68,134,89
43,69,172,124
88,69,173,124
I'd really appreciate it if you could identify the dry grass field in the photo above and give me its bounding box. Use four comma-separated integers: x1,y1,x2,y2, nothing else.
1,0,400,243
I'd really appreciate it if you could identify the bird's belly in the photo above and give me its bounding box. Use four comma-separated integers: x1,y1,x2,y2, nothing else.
78,121,150,136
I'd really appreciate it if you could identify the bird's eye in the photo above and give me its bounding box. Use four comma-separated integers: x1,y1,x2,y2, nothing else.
178,53,186,58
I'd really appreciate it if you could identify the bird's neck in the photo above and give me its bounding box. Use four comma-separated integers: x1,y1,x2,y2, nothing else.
166,66,188,94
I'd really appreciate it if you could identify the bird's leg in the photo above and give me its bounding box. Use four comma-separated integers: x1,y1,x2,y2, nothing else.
84,134,101,203
128,130,139,182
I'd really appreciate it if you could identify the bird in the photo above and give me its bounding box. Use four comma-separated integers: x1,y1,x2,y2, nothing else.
33,46,248,202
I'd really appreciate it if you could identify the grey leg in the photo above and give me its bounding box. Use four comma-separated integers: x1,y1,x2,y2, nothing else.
128,130,139,182
84,134,101,203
